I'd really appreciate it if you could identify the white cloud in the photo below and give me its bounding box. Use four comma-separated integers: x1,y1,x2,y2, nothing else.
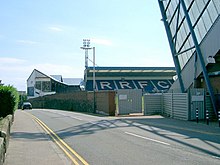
33,63,83,77
91,38,113,46
0,57,26,64
16,40,38,45
0,60,84,91
0,58,83,76
48,26,63,32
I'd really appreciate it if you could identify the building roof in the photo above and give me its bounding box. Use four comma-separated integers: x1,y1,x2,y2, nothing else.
50,75,63,82
86,66,176,78
86,66,176,72
63,78,84,86
28,69,82,86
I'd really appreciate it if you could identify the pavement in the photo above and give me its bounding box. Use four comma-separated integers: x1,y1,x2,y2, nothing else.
4,110,71,165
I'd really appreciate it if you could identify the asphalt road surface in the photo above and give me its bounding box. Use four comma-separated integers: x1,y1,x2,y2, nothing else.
21,109,220,164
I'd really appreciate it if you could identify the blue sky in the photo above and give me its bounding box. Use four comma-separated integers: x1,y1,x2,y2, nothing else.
0,0,174,91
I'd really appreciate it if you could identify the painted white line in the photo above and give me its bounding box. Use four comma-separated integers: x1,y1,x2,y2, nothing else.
57,113,83,121
212,156,220,160
69,116,83,121
89,121,97,125
125,131,170,146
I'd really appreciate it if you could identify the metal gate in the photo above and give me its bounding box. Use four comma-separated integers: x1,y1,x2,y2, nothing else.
190,88,205,120
117,89,142,115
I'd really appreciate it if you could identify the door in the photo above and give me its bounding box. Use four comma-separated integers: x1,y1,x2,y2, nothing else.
117,89,142,115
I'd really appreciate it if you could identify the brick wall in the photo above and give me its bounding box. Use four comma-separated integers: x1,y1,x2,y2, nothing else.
29,91,93,113
29,91,116,115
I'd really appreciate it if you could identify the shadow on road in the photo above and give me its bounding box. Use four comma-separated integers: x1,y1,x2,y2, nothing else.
10,131,49,141
53,115,220,158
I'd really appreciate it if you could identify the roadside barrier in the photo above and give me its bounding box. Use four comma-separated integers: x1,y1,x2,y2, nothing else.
0,137,4,165
206,110,209,125
0,115,13,164
196,108,199,123
218,111,220,127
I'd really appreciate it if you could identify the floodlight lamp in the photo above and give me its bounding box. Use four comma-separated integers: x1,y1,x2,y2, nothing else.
207,56,216,64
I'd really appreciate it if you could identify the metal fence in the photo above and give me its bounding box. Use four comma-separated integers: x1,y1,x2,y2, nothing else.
144,93,189,120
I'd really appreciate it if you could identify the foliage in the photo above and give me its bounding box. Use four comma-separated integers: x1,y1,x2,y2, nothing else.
0,85,19,117
18,94,27,109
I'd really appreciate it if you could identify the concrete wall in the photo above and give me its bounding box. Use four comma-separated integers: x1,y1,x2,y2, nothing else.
0,115,13,164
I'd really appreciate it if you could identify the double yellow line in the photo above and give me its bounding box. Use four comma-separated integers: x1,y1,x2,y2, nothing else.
29,113,89,165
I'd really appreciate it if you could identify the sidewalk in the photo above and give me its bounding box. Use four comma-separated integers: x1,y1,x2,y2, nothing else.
5,110,71,165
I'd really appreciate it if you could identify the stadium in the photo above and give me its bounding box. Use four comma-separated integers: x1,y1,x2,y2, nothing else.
158,0,220,117
85,66,176,93
27,1,220,119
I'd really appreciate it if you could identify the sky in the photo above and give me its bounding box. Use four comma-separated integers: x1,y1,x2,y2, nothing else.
0,0,174,91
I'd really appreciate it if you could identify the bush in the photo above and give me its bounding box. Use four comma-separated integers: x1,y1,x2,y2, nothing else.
0,86,19,118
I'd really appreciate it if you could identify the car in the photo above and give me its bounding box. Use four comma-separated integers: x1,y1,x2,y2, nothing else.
22,102,32,110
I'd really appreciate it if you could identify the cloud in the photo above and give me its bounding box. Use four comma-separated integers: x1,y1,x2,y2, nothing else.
33,63,79,76
48,26,63,32
0,57,26,64
16,40,38,45
91,38,113,46
0,61,84,91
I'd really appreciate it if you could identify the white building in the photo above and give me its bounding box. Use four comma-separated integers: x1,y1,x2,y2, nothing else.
27,69,83,99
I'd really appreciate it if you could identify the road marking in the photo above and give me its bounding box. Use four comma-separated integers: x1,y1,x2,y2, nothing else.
50,111,83,121
70,116,83,121
26,112,89,165
125,131,170,146
212,156,220,160
34,118,80,165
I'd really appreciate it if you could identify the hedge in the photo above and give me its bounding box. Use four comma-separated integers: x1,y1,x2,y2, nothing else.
0,86,19,118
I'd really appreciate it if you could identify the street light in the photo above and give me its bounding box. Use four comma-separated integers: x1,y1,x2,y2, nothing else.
80,39,92,68
80,39,96,113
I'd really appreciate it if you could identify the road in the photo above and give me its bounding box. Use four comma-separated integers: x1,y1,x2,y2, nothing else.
10,109,220,164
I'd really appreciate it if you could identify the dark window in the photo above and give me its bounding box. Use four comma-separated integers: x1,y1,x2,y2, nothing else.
27,87,34,96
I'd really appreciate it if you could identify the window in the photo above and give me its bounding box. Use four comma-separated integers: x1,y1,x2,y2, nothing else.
207,1,218,23
35,81,41,90
27,87,34,96
42,81,51,92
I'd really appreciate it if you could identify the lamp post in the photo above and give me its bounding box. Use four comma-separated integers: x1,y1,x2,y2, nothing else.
80,39,92,68
80,39,96,113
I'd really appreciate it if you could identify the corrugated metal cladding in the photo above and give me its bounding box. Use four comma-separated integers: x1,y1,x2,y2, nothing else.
200,16,220,65
159,0,220,117
160,0,220,69
144,93,189,120
144,94,162,115
172,93,189,120
163,93,173,117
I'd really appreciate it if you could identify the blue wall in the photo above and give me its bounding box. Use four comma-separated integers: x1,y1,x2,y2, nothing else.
86,79,173,93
